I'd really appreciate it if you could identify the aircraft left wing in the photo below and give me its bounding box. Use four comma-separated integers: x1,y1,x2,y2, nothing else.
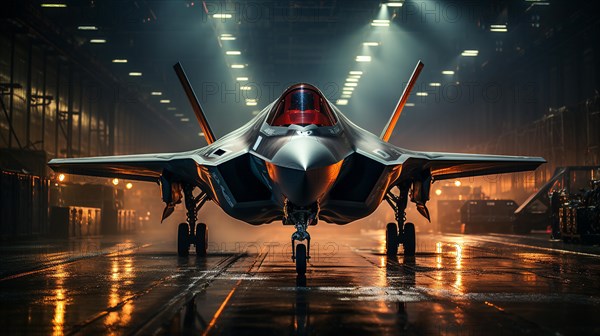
48,150,205,183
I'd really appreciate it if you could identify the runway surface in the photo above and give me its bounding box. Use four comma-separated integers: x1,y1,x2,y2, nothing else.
1,226,600,335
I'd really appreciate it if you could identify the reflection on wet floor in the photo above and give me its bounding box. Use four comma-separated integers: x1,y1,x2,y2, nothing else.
1,229,600,335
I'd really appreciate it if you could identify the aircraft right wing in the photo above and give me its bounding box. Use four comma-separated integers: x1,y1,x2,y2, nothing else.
414,151,546,181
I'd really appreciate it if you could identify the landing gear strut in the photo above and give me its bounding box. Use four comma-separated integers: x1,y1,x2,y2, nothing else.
177,184,209,257
384,185,416,257
287,202,317,276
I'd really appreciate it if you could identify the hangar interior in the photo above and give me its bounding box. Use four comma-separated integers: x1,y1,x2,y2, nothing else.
1,1,600,335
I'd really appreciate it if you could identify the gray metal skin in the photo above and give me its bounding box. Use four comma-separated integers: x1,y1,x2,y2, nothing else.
49,84,546,226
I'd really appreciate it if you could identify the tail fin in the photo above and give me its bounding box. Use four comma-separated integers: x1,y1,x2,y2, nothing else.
380,60,424,142
173,62,216,145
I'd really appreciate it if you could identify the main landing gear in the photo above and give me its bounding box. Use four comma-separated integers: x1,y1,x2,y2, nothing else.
287,202,318,276
177,184,209,257
384,186,416,257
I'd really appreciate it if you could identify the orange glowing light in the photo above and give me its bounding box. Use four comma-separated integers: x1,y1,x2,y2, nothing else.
112,178,119,186
125,182,133,189
58,174,65,182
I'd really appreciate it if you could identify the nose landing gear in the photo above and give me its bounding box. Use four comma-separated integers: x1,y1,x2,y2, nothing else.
286,202,317,276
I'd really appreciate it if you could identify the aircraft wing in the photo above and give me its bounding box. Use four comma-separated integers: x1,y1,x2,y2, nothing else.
405,151,546,181
48,150,207,183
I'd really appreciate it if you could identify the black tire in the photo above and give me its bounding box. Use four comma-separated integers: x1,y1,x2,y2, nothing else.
195,223,208,256
386,222,398,256
177,223,190,257
295,244,307,276
403,222,416,256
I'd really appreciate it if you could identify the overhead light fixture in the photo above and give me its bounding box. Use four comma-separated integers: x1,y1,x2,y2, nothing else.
343,87,355,91
41,3,67,8
236,77,249,81
199,132,205,137
346,78,359,82
405,103,415,107
355,55,372,62
112,59,127,63
429,83,441,87
78,26,98,30
213,14,232,19
342,91,353,95
386,1,404,7
89,39,107,44
371,19,390,27
231,64,245,69
181,118,190,122
363,42,379,47
461,50,479,57
336,99,348,105
175,113,184,117
160,99,171,104
128,72,142,76
167,107,177,111
240,86,252,91
112,178,119,186
442,70,455,75
246,99,257,106
490,28,508,32
341,94,352,98
348,75,361,79
220,36,236,41
490,24,507,28
344,83,358,87
226,51,241,55
416,92,428,96
151,91,162,95
58,173,66,182
349,71,363,75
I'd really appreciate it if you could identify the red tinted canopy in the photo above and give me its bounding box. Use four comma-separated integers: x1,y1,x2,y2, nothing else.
269,85,336,127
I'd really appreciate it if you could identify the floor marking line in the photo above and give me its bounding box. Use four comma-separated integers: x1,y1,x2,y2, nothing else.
202,251,267,335
467,236,600,259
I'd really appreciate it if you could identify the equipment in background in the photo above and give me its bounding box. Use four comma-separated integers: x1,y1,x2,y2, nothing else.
514,166,600,236
437,200,464,233
460,200,518,234
558,179,600,243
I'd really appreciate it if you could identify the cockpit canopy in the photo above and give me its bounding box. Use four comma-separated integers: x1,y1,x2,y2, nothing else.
267,84,337,127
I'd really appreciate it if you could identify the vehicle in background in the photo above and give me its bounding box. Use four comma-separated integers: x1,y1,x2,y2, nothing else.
460,200,518,234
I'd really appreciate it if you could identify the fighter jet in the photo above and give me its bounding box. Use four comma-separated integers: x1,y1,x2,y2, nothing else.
49,61,545,275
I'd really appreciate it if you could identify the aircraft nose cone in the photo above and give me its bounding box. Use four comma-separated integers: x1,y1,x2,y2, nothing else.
267,137,342,206
271,137,337,171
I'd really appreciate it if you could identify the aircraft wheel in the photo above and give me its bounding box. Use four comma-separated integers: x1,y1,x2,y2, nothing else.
386,222,398,256
195,223,208,256
403,222,416,256
295,244,307,276
177,223,190,257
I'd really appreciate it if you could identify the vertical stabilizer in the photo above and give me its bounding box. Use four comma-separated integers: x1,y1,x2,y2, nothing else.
173,62,216,145
380,60,424,142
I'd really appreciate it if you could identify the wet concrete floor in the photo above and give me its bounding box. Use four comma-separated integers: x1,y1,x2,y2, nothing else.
1,226,600,335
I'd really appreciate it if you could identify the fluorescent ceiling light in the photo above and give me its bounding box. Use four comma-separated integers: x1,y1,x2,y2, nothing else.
442,70,455,75
336,99,348,106
416,92,428,96
128,72,142,76
461,50,479,56
220,36,236,41
348,75,361,79
344,83,358,87
342,91,353,95
355,55,372,62
160,99,171,104
246,102,258,106
226,51,241,55
363,42,379,47
429,83,441,87
371,20,390,27
240,86,252,91
231,64,245,69
199,132,205,137
490,24,507,28
405,103,415,107
151,91,162,95
236,77,249,81
343,87,355,91
490,28,508,32
181,118,190,122
349,71,363,75
346,78,359,82
111,59,127,63
89,39,107,44
41,3,67,8
341,94,352,98
213,14,232,19
167,107,177,111
78,26,98,30
386,2,404,7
